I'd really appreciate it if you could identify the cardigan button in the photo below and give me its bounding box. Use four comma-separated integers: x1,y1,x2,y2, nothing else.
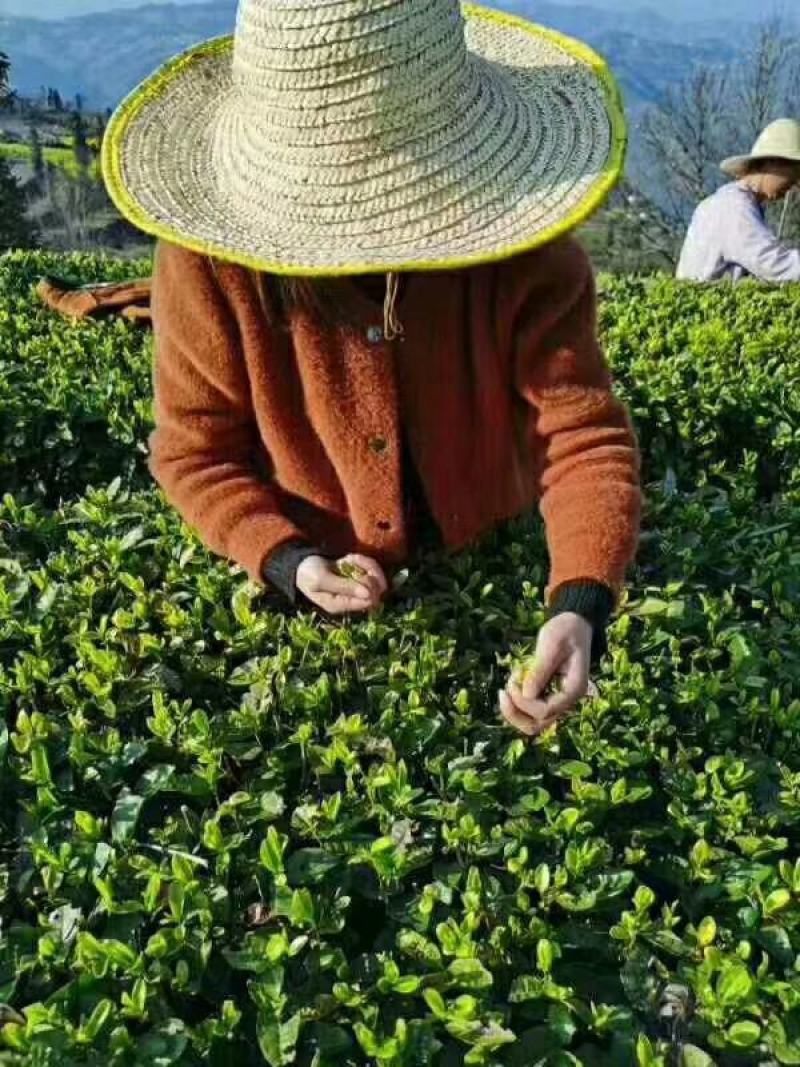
377,520,392,531
366,325,384,344
369,436,388,454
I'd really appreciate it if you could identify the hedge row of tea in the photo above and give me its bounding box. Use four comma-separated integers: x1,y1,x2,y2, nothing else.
1,251,800,1067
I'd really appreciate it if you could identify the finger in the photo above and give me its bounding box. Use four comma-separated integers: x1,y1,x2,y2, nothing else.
521,644,562,701
541,649,590,718
331,558,382,600
506,685,569,738
501,690,562,737
350,571,384,601
315,572,372,601
343,554,389,596
498,690,538,737
506,681,551,726
315,593,374,615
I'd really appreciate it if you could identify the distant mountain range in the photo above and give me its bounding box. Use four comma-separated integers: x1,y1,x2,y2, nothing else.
0,0,760,114
0,0,788,23
541,0,791,22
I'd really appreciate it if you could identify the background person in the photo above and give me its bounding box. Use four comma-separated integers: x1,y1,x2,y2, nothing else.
677,118,800,283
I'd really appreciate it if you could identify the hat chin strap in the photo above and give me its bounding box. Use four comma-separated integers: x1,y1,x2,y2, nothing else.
383,272,404,342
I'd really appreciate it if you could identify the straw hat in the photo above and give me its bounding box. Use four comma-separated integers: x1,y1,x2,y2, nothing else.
101,0,626,276
721,118,800,179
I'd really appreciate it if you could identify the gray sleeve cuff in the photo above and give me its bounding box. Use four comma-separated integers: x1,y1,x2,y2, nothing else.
547,580,615,665
262,541,325,605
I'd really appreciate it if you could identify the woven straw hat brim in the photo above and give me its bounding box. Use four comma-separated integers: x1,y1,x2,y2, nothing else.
721,149,800,178
102,3,627,275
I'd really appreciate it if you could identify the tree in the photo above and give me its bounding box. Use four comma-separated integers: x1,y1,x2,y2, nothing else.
0,156,37,249
579,180,678,273
0,52,36,248
638,65,730,230
0,52,9,104
28,123,45,187
0,50,14,114
731,20,800,146
38,162,94,250
69,111,91,174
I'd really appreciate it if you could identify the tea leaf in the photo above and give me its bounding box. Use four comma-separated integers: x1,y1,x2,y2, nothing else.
111,789,144,844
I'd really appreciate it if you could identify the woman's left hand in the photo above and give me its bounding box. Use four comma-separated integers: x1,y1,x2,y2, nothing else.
499,613,592,737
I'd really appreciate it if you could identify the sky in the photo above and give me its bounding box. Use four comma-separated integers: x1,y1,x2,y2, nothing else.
0,0,767,20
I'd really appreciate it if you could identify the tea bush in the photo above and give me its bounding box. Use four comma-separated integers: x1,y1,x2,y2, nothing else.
1,250,800,1066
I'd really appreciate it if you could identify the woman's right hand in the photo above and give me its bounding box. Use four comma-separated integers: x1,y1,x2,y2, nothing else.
296,553,388,615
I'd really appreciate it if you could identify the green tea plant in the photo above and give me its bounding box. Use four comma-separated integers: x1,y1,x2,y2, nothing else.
0,144,102,181
1,250,800,1066
600,275,800,495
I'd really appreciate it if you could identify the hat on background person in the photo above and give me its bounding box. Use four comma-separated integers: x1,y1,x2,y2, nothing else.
720,118,800,179
101,0,627,277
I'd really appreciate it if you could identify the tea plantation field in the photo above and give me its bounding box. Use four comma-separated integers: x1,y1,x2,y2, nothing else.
0,143,102,181
2,250,800,1067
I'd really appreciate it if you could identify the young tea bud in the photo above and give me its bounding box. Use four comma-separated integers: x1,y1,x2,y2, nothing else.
336,561,368,581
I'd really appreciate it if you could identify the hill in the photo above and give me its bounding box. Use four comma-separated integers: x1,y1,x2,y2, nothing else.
1,0,790,27
540,0,794,23
1,0,739,112
0,0,199,13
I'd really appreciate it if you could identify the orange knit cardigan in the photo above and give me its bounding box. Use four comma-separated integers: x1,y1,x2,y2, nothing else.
148,236,641,600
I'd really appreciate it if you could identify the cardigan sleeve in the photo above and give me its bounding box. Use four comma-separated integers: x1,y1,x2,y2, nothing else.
148,240,306,583
511,240,642,602
262,541,331,604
